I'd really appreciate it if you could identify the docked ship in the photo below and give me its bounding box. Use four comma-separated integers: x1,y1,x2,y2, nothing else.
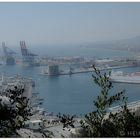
110,71,140,84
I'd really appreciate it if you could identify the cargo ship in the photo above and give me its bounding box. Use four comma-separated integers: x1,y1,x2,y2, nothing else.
110,71,140,84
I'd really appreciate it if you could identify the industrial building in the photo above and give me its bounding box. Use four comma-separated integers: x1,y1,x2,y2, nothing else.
48,65,59,76
25,120,43,130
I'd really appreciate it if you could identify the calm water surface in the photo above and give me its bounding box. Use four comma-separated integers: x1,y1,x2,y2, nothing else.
0,47,140,116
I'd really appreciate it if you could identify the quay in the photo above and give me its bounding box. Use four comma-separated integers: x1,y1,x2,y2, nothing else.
41,64,138,76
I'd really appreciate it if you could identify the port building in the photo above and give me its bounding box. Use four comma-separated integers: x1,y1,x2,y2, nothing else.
48,65,59,76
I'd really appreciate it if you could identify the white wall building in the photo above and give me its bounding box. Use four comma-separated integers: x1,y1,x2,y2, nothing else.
25,120,43,130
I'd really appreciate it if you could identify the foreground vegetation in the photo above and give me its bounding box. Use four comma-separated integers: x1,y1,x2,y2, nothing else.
0,66,140,137
0,85,31,137
77,65,140,137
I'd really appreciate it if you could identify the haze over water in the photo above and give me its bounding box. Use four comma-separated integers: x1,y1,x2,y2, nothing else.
25,45,137,58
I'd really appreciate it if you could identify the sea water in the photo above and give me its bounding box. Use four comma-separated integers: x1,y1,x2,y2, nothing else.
0,46,140,116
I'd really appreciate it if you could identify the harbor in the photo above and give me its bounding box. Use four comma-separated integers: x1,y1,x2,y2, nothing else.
0,39,140,137
1,70,140,137
0,73,82,137
1,43,140,137
0,42,140,116
0,63,140,115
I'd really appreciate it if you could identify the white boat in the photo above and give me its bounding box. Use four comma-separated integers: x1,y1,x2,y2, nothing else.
110,71,140,84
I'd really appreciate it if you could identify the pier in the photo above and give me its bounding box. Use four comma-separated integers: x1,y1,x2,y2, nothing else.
41,64,138,76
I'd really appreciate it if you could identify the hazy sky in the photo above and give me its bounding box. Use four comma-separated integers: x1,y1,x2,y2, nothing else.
0,2,140,46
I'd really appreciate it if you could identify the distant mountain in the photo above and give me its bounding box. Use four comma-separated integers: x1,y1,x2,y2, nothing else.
82,36,140,52
110,36,140,51
113,36,140,45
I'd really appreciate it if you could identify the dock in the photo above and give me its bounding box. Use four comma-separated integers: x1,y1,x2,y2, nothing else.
40,64,138,76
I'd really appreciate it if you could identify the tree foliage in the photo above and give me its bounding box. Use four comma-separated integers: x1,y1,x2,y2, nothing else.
80,65,140,137
57,113,75,129
0,85,31,137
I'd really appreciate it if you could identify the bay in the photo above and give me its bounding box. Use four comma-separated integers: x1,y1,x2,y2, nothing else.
0,46,140,116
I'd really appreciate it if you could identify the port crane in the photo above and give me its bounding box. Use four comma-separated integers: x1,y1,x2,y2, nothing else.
20,41,38,66
2,42,16,65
